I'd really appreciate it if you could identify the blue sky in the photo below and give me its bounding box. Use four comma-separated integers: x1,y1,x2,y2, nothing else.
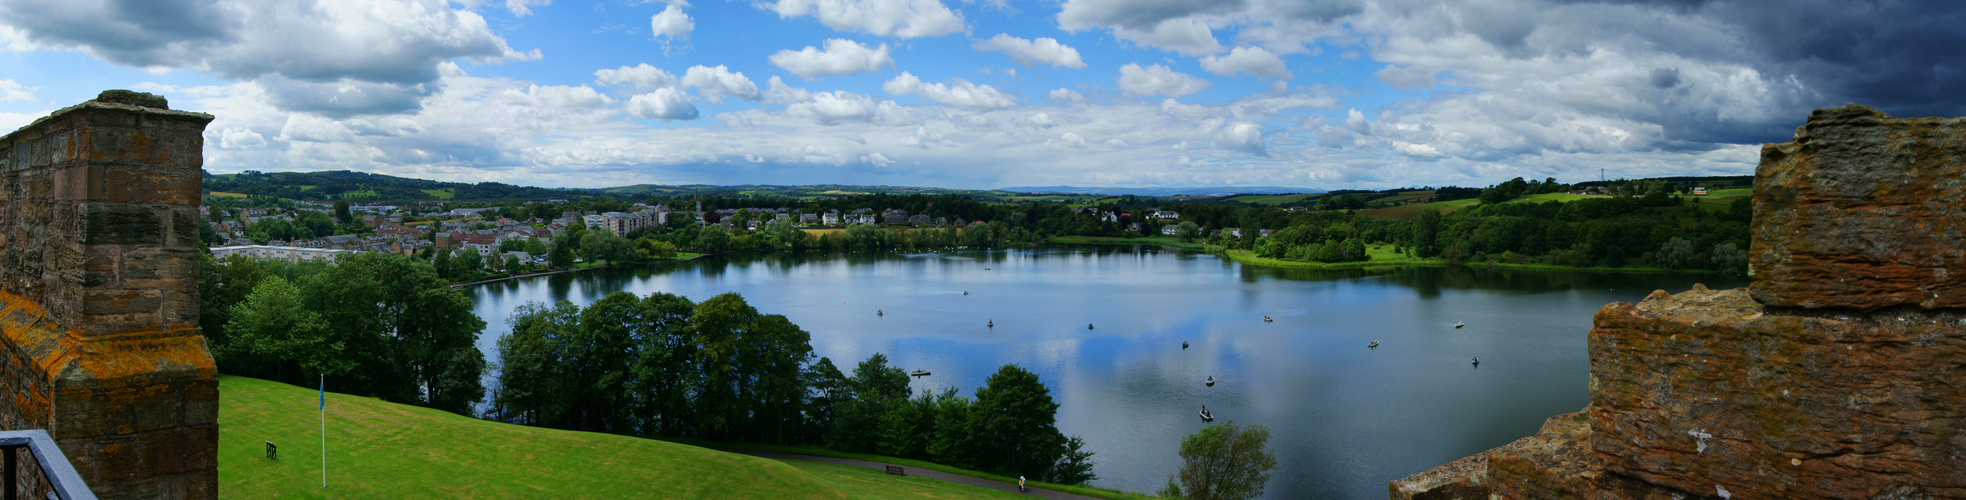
1,1,1959,190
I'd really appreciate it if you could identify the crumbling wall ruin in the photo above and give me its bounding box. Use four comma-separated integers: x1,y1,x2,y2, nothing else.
0,90,217,499
1392,105,1966,499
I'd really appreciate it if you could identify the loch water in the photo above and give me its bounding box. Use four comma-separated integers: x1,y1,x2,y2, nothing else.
464,246,1744,499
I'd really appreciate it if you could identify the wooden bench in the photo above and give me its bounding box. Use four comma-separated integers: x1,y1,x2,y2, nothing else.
265,441,278,460
884,465,903,476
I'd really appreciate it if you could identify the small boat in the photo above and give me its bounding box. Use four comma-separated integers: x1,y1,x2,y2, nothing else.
1472,357,1480,366
1087,323,1094,330
1368,340,1379,348
1199,408,1214,422
984,267,992,271
987,320,994,328
1181,341,1189,349
1205,376,1215,387
1263,316,1273,323
963,291,969,295
910,369,931,377
1454,321,1465,328
878,309,884,316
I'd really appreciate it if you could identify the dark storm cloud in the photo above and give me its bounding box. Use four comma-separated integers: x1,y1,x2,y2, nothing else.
1058,0,1250,30
1708,0,1966,117
260,75,439,118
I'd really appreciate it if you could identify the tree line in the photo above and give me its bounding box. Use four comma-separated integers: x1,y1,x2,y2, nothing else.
489,291,1098,485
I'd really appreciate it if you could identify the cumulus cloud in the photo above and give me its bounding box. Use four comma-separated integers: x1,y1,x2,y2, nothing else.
682,65,760,103
860,152,893,166
0,79,35,101
882,72,1017,110
595,64,679,88
219,128,267,149
973,34,1085,69
505,0,551,17
257,75,437,117
1118,63,1211,97
628,88,700,121
769,39,893,80
1375,65,1434,90
764,0,964,38
785,90,912,125
0,0,534,114
1047,88,1085,103
1199,46,1288,79
650,4,694,40
1214,122,1264,155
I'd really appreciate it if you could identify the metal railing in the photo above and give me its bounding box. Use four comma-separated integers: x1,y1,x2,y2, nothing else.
0,430,95,500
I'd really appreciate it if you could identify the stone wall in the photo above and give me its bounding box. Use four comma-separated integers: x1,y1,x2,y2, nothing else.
0,90,217,499
1391,105,1966,499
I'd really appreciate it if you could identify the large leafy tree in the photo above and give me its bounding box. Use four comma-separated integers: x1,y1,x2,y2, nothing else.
1159,421,1278,500
226,276,351,379
970,364,1069,481
691,293,813,443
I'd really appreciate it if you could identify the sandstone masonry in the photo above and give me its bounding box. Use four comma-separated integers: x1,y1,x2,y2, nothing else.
0,90,217,499
1392,105,1966,499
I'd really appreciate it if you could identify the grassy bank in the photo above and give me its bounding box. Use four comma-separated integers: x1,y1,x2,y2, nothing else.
657,437,1159,500
1051,235,1713,276
218,375,1023,499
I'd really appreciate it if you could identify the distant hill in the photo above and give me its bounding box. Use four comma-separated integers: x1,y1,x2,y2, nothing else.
204,170,596,204
997,186,1326,197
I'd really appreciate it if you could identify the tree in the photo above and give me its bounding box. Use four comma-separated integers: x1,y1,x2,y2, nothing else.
1656,236,1695,270
459,247,483,273
226,276,352,378
549,239,575,267
1412,209,1442,257
432,248,453,279
1712,242,1748,276
504,254,523,273
1175,221,1201,242
970,364,1071,481
334,199,352,224
695,225,730,254
1160,421,1278,500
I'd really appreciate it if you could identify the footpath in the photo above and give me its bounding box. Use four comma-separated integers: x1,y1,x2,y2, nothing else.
729,450,1101,500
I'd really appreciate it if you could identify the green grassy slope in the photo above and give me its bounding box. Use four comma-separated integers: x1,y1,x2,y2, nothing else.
218,376,1023,499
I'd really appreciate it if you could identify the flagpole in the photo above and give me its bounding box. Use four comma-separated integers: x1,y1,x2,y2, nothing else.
321,374,327,488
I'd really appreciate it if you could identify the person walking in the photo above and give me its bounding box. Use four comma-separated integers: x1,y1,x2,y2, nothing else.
1018,475,1026,493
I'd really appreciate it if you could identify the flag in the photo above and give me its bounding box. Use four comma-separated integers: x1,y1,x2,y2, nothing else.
319,376,325,409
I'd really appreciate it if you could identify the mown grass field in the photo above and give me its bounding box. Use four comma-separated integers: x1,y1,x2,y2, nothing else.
1050,235,1211,251
1221,193,1320,205
218,376,1022,499
207,191,249,198
420,189,455,199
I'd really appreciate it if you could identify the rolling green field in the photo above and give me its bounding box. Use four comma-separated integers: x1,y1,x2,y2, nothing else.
420,189,455,199
218,376,1021,499
1221,193,1321,205
207,191,249,198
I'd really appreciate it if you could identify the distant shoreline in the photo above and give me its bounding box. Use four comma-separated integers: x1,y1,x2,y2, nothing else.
1050,235,1718,275
451,252,708,288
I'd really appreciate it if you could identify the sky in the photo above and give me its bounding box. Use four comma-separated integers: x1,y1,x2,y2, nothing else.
1,1,1960,191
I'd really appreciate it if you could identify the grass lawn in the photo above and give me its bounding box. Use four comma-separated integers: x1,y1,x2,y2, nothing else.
1222,244,1439,269
1689,188,1752,211
661,438,1159,500
771,461,1027,500
421,189,455,199
802,228,845,238
218,376,850,499
207,191,249,198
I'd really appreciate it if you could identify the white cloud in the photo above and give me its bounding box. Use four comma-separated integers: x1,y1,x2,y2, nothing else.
0,79,35,101
219,128,267,149
501,84,614,109
1027,112,1054,128
651,4,694,40
1396,142,1443,159
595,64,679,88
1118,63,1211,97
628,88,700,121
784,90,912,125
0,0,534,114
883,72,1017,110
1109,18,1223,56
682,65,760,103
1047,88,1085,103
973,34,1086,69
1375,65,1435,90
1050,132,1088,149
1200,46,1289,79
505,0,551,17
769,39,894,80
861,152,893,166
765,0,965,38
1214,122,1264,155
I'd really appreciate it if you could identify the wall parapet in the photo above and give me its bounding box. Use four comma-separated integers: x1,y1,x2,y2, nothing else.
0,90,217,499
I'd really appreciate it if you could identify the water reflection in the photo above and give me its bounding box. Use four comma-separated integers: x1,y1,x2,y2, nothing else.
465,247,1745,499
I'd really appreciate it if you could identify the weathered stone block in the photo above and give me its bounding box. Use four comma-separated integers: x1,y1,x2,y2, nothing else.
1750,104,1966,310
1589,286,1966,499
80,203,164,245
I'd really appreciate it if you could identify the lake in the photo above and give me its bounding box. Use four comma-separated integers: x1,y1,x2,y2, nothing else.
464,246,1744,499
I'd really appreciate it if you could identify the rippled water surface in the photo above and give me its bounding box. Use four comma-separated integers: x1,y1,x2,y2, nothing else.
465,246,1743,499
